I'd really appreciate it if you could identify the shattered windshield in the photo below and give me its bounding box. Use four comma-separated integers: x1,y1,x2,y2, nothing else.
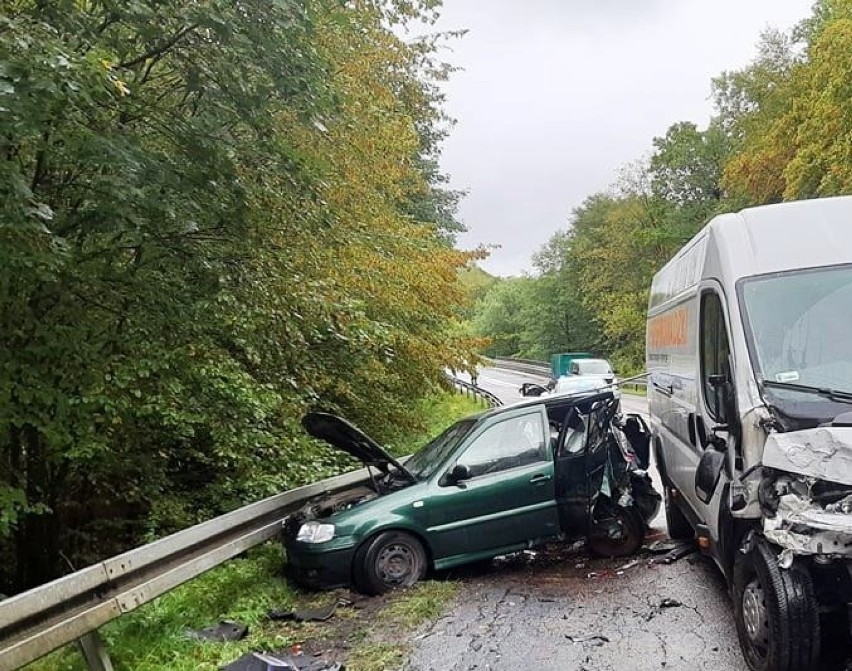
740,264,852,402
403,419,476,480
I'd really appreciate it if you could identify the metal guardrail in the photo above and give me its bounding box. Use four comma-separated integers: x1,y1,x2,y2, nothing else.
488,357,648,394
489,356,550,377
445,374,503,408
0,466,376,670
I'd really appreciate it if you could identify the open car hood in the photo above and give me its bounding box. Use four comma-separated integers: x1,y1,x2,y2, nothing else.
302,412,414,480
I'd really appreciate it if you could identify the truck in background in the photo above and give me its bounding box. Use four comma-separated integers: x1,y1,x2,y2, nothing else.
550,352,593,377
647,195,852,671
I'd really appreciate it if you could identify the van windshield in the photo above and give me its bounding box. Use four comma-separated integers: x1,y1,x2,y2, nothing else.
740,264,852,397
576,360,612,375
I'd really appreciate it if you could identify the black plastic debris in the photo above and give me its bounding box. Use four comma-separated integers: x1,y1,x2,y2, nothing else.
643,597,685,621
221,652,344,671
648,540,696,564
268,597,353,623
186,620,248,642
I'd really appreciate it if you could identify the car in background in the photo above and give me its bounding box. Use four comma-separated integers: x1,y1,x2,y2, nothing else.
282,392,660,595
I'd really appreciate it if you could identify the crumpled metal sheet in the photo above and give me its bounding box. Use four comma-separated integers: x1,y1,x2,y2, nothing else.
268,598,352,623
221,651,344,671
763,493,852,556
185,620,248,642
763,427,852,486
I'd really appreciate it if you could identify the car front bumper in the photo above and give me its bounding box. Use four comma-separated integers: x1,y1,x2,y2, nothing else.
283,535,358,590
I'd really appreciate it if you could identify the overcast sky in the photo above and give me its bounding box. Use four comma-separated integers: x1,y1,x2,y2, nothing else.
428,0,814,276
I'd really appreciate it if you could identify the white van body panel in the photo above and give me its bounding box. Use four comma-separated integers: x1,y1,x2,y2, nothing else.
647,196,852,533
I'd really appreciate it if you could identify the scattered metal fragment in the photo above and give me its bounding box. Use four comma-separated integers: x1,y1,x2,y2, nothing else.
565,634,610,646
185,620,248,642
268,598,353,622
617,558,641,572
220,651,344,671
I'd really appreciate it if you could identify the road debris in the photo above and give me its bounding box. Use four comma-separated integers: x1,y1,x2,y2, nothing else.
649,540,696,564
220,651,344,671
268,597,353,622
659,598,682,609
565,634,610,646
185,620,248,642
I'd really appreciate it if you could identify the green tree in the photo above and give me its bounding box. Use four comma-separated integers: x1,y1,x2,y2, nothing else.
0,0,477,592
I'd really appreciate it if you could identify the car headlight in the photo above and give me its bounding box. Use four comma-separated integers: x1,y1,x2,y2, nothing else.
296,521,335,544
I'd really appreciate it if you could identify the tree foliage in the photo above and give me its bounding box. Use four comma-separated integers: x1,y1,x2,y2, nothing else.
0,0,477,592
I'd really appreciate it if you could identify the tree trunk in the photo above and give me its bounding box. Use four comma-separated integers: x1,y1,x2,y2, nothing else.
14,425,60,592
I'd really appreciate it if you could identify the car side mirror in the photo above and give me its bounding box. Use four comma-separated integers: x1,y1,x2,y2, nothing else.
446,463,471,486
695,448,726,504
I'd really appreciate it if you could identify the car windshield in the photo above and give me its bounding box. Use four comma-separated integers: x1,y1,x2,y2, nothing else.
740,264,852,397
576,360,612,375
403,419,476,480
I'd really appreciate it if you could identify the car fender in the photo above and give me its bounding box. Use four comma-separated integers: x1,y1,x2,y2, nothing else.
351,519,435,567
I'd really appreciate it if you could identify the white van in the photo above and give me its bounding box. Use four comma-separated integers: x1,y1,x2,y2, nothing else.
647,196,852,671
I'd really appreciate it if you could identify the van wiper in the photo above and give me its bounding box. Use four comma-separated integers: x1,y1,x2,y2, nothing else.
762,380,852,404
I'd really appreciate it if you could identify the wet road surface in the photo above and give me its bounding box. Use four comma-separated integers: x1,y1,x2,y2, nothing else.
406,367,746,670
405,541,743,671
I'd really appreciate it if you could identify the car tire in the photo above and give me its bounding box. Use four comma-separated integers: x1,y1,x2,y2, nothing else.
353,530,427,596
587,505,644,558
664,486,693,540
733,538,820,671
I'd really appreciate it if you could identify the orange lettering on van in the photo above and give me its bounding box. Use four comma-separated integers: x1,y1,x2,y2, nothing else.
648,308,688,349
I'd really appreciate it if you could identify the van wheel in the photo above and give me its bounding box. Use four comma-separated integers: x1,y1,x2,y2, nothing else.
353,531,427,596
733,539,820,671
588,506,644,557
665,486,693,540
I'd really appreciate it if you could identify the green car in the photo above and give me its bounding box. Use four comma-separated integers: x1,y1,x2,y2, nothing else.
282,391,660,595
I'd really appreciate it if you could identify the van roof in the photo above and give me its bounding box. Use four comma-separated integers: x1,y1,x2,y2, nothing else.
650,196,852,309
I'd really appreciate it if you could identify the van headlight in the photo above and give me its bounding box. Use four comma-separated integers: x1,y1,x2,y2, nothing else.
296,521,336,544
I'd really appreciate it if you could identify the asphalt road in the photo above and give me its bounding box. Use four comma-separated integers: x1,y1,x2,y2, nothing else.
404,367,745,671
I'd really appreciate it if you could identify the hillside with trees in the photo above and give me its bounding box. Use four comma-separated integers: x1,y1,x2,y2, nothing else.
0,0,480,593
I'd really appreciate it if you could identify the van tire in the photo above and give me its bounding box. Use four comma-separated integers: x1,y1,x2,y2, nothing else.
664,486,693,540
733,538,820,671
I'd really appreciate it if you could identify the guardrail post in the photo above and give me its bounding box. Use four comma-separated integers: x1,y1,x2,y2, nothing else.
78,631,114,671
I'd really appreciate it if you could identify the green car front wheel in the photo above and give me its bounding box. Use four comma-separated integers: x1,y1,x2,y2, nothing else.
354,530,427,595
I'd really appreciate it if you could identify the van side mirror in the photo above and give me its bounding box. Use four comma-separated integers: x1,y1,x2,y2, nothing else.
695,449,726,504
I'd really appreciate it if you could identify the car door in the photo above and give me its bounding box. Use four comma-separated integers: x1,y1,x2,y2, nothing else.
554,394,615,536
425,406,559,561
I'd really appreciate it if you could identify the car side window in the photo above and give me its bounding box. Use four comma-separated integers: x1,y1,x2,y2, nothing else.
562,414,587,455
700,292,731,422
458,412,546,478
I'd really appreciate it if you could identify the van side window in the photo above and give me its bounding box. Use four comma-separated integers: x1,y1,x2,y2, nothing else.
700,292,731,422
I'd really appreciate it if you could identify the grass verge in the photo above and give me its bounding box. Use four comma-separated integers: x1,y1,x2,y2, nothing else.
26,390,473,671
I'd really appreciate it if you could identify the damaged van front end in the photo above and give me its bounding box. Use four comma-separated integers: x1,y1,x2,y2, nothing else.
760,425,852,562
